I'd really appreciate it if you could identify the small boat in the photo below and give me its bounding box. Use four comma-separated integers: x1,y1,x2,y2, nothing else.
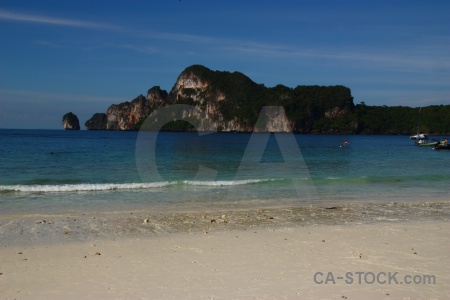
434,144,450,150
410,133,428,140
433,139,450,150
410,108,428,140
417,140,438,147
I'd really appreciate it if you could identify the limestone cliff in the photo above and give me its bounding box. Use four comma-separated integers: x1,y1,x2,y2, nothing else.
86,87,168,130
106,95,148,130
162,65,292,132
62,112,80,130
85,65,355,133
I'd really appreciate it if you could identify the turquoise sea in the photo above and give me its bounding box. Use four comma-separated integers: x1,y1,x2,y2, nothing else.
1,129,449,216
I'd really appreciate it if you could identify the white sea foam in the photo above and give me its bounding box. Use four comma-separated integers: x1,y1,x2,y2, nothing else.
0,182,173,193
0,178,304,193
182,179,273,186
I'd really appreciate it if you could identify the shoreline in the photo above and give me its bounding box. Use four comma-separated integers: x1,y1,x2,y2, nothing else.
1,200,449,246
1,219,449,299
1,201,449,299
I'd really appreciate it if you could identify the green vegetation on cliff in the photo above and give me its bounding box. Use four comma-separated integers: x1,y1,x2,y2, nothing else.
352,105,450,135
182,65,449,134
86,65,450,134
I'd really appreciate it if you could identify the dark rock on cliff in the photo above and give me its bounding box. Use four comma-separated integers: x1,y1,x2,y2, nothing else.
105,89,168,130
85,113,107,130
62,112,80,130
147,86,169,107
85,87,168,130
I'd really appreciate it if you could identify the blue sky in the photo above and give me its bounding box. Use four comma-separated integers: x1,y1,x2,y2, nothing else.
1,0,449,129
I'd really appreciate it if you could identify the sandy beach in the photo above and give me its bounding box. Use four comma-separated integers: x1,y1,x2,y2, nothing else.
1,204,449,300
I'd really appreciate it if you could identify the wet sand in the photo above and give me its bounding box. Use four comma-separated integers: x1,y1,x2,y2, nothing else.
1,202,449,299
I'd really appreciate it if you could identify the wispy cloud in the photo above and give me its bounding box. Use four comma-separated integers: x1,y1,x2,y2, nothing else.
2,9,448,80
137,29,450,74
0,9,121,30
222,42,450,74
139,31,220,44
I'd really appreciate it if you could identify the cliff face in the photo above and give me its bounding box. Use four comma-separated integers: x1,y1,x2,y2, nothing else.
86,87,168,130
85,65,355,132
106,95,148,130
165,68,230,132
62,112,80,130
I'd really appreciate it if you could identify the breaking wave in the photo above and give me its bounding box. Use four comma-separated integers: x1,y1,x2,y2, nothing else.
0,178,287,193
0,182,173,193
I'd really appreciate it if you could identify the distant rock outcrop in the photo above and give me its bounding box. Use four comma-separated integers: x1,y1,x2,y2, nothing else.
62,112,80,130
84,113,107,130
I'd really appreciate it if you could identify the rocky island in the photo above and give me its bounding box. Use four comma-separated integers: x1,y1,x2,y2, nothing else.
84,65,450,134
85,65,354,133
62,112,80,130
